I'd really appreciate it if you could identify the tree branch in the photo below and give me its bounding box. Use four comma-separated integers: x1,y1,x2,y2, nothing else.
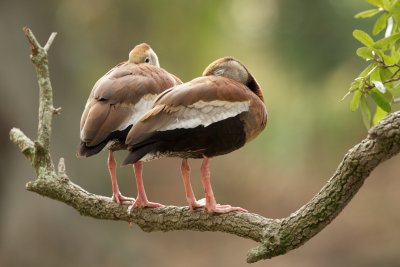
9,28,400,264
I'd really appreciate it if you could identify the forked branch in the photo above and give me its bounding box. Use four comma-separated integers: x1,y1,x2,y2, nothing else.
10,28,400,264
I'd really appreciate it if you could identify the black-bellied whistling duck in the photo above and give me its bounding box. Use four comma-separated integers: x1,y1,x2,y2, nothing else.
77,43,181,206
123,57,267,213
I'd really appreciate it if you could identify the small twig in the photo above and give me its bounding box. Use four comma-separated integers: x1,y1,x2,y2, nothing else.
391,66,400,77
23,27,40,55
371,58,400,85
383,75,400,84
57,157,69,181
9,128,35,161
376,61,400,69
44,32,57,52
52,106,62,115
340,91,351,102
382,64,400,85
58,158,66,175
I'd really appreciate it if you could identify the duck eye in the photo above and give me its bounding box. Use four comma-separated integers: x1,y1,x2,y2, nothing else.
144,57,150,63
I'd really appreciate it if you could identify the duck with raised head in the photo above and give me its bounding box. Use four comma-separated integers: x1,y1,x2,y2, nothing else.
77,43,181,206
123,57,267,213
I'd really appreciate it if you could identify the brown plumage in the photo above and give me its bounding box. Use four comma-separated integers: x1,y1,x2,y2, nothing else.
123,57,267,213
77,43,181,205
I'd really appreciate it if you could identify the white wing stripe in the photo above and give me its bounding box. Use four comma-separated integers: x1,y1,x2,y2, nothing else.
118,94,157,130
160,100,250,131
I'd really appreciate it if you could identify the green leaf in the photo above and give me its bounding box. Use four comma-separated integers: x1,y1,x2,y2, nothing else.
382,54,396,65
385,16,394,37
391,0,400,19
350,90,362,111
369,88,392,112
356,47,374,60
390,0,400,9
355,9,381,18
382,0,391,10
390,45,400,62
359,63,377,78
366,0,384,8
370,66,387,93
380,67,394,82
373,106,389,125
374,33,400,49
373,13,389,35
360,96,372,129
383,89,394,102
349,79,362,92
392,82,400,93
370,67,381,81
391,0,400,8
392,83,400,95
353,29,375,47
372,80,386,93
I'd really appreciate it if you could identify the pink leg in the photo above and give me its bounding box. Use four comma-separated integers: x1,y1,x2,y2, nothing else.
128,161,164,213
181,159,205,209
108,150,134,204
200,158,247,214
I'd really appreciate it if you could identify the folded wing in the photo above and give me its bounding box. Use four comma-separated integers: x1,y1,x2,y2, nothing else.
78,63,180,157
124,76,265,164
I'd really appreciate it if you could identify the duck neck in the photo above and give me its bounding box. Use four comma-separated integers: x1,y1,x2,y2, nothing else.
246,73,264,102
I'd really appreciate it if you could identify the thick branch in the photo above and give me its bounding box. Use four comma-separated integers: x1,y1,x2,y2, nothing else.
25,172,271,241
247,112,400,262
10,28,400,264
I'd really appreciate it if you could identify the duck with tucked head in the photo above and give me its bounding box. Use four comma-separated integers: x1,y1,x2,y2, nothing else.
78,43,181,206
123,57,267,213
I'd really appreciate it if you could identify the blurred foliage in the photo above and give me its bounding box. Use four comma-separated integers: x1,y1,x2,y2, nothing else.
346,0,400,128
271,0,367,82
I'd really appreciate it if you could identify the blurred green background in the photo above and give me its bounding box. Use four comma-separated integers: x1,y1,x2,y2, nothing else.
1,0,399,266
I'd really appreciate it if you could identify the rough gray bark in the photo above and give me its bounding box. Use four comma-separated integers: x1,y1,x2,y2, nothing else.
10,28,400,264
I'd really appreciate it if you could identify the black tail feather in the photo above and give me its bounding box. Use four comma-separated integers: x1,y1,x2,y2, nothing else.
76,141,108,157
76,125,132,158
122,144,157,165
